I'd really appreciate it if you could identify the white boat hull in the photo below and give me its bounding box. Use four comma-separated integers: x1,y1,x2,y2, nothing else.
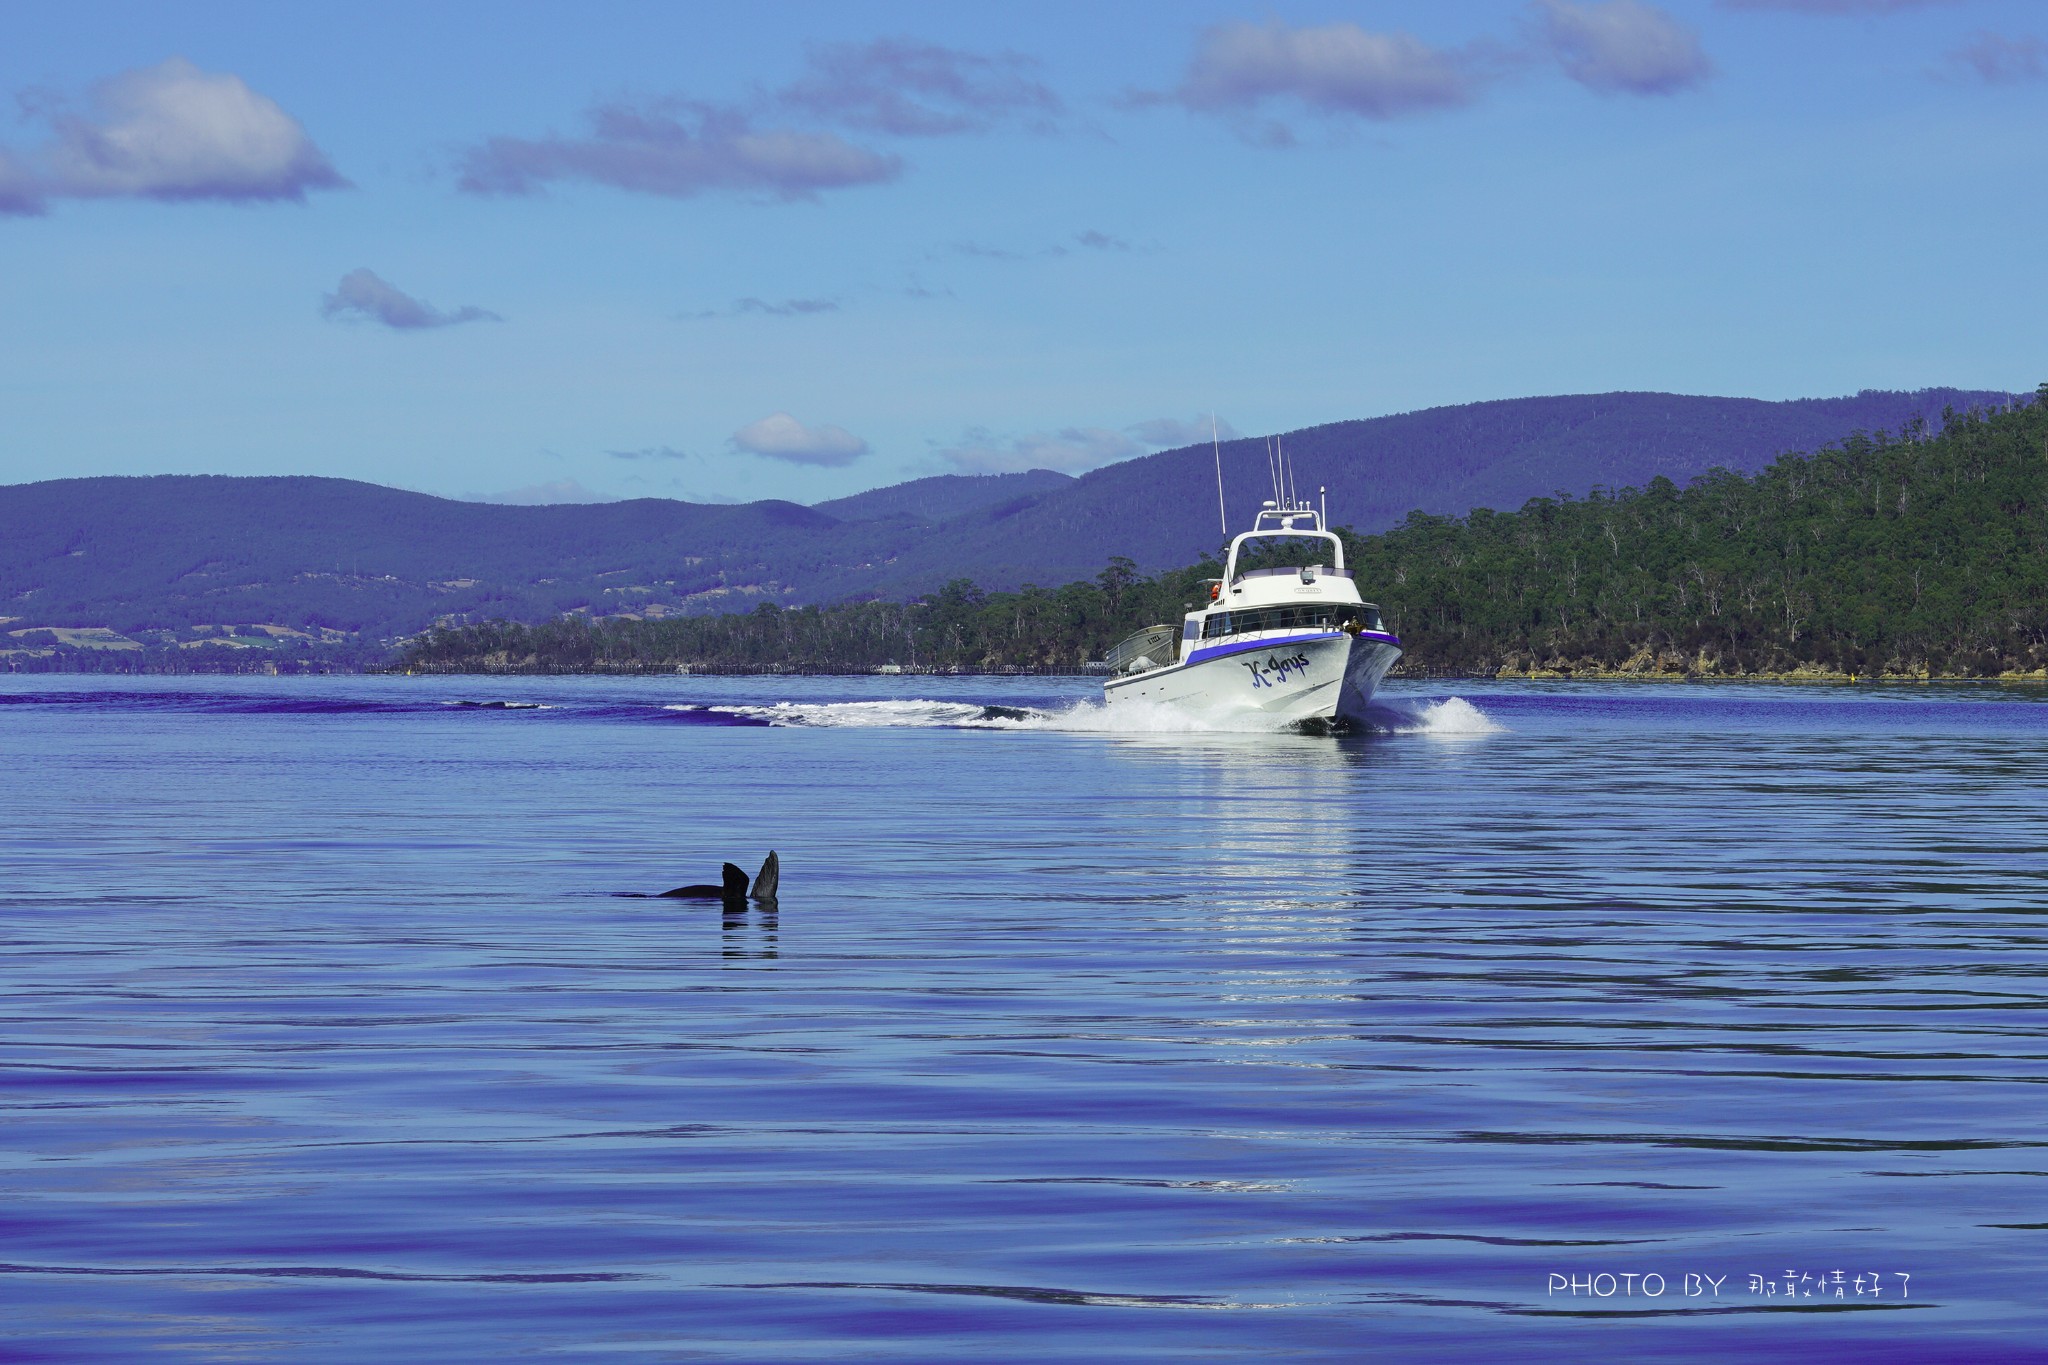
1102,630,1402,729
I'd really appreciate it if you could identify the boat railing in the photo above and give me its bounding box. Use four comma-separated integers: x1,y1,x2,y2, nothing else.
1105,623,1181,674
1229,565,1354,586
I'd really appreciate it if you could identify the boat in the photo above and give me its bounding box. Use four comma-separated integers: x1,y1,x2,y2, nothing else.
1102,487,1402,730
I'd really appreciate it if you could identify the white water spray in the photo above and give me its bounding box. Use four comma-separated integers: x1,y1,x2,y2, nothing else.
667,696,1506,736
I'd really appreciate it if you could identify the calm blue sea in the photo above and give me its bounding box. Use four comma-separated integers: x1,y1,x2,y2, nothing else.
2,674,2044,1362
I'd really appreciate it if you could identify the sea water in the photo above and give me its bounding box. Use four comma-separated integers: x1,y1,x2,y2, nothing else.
0,674,2043,1362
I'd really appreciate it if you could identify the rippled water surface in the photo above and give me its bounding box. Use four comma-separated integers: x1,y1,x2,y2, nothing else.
3,674,2045,1361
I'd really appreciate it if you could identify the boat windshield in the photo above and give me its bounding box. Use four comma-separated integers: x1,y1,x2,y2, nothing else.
1228,532,1343,581
1202,604,1382,639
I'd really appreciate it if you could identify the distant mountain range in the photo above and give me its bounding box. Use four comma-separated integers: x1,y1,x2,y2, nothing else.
813,469,1073,524
0,387,2015,655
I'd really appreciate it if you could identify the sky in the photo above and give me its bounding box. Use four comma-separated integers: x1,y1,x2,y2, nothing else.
4,0,2045,505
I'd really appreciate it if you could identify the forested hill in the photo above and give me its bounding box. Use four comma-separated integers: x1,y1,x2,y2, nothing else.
812,469,1072,523
1348,390,2048,676
0,386,2016,666
0,476,849,642
0,470,1098,648
801,387,2017,597
401,387,2048,679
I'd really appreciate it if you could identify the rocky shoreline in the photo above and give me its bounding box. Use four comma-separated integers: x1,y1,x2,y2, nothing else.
1392,653,2048,684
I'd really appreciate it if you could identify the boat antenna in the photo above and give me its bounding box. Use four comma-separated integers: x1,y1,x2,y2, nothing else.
1211,413,1228,538
1279,435,1294,510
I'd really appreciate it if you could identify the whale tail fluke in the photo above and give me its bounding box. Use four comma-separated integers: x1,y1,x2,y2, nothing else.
646,855,775,905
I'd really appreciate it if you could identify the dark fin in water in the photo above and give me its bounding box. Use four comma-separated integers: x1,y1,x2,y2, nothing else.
648,861,757,907
751,851,779,903
657,863,749,902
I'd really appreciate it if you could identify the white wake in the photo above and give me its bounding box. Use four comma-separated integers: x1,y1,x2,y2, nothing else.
679,699,1018,729
667,695,1505,736
1359,696,1507,736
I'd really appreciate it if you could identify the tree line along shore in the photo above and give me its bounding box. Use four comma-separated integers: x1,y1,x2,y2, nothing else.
399,389,2048,682
13,389,2045,681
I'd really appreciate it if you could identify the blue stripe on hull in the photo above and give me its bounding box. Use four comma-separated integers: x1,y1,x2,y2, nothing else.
1105,632,1403,728
1182,629,1401,668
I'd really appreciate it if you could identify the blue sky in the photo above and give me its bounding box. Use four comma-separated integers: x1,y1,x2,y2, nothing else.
3,0,2044,504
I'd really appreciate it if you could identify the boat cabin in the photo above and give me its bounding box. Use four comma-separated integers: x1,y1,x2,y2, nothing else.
1106,501,1391,676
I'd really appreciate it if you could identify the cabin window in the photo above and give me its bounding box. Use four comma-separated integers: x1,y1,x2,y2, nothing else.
1201,604,1383,639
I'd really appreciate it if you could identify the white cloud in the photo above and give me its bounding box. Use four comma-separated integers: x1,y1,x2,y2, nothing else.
1161,20,1482,137
0,148,39,215
608,446,693,461
1536,1,1714,95
1126,416,1239,447
466,480,619,505
1075,229,1134,252
730,413,870,466
1717,0,1956,13
935,414,1242,472
936,425,1145,474
682,296,840,320
777,38,1063,136
321,269,501,330
39,57,346,204
458,100,898,202
945,229,1149,262
1941,32,2047,85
